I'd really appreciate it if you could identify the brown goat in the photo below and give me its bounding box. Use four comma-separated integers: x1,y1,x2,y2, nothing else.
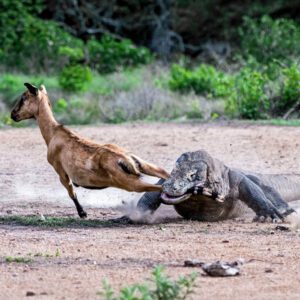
11,83,169,218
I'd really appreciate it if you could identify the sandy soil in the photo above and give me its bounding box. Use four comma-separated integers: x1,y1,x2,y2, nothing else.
0,122,300,300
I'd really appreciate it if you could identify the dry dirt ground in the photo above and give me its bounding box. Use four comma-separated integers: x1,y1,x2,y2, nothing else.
1,122,300,300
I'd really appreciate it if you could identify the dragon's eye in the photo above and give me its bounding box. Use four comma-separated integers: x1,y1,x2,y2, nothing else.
187,171,197,181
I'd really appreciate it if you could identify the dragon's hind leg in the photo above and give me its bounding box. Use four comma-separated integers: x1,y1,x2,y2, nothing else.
238,176,284,222
246,175,295,217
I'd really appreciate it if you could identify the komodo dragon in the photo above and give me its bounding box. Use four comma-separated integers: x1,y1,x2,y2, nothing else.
135,150,298,222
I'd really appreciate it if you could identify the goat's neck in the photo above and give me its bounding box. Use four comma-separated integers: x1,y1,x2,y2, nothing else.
36,98,58,146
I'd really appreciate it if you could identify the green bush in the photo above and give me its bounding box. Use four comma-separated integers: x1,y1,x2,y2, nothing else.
226,68,268,119
100,265,197,300
280,64,300,111
0,74,25,105
87,35,152,74
169,64,233,98
58,65,92,92
239,16,300,66
0,0,83,73
59,46,84,63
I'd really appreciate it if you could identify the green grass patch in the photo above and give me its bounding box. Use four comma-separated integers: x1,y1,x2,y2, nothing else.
0,215,118,228
0,67,145,104
251,119,300,126
89,67,145,95
28,249,61,258
5,256,33,263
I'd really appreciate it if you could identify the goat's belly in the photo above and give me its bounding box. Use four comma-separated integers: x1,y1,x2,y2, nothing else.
60,155,110,188
64,166,109,189
70,172,109,189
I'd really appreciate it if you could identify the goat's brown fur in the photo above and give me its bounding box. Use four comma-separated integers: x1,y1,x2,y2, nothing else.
11,83,169,218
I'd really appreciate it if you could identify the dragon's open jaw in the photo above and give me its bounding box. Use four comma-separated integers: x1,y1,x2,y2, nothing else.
161,192,192,204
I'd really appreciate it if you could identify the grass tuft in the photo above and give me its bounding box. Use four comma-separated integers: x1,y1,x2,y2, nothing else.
99,265,197,300
5,256,33,263
0,215,118,228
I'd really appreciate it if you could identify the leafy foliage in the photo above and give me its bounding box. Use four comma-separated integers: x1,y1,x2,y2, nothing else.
59,65,92,92
280,64,300,111
0,0,83,73
239,16,300,66
100,265,197,300
227,68,268,119
169,64,233,98
87,35,152,74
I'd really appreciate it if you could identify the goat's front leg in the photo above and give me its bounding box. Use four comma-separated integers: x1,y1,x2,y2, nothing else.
58,171,87,219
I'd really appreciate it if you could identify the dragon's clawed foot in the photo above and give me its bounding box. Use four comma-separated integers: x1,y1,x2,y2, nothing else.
254,205,296,223
253,215,282,223
252,206,284,223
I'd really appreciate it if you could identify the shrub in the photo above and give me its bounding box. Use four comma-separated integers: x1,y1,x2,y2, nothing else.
58,65,92,92
53,97,100,125
100,265,197,300
0,74,25,106
226,68,268,119
239,16,300,66
0,0,83,73
59,46,84,64
169,64,233,98
280,64,300,111
87,35,152,74
186,100,203,119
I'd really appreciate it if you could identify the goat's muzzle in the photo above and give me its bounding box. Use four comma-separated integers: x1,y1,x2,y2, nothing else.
11,111,20,122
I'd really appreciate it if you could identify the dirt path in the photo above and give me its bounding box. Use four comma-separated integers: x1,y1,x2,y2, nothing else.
0,122,300,299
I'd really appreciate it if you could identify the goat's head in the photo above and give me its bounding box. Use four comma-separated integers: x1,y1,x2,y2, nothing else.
11,83,48,122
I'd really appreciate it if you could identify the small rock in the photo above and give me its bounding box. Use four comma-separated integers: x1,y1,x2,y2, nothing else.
201,260,241,277
155,142,168,147
26,291,35,297
184,259,204,267
275,225,290,231
39,213,46,221
265,268,273,273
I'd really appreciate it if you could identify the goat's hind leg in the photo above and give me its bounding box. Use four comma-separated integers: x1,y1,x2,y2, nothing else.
57,169,87,218
131,155,169,179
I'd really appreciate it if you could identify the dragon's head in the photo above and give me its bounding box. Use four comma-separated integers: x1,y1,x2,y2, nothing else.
161,152,208,204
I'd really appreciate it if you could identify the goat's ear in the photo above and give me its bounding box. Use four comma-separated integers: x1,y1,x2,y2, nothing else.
39,85,47,94
24,83,38,96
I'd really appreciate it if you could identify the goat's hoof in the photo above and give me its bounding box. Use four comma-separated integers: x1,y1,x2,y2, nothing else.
79,211,87,219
